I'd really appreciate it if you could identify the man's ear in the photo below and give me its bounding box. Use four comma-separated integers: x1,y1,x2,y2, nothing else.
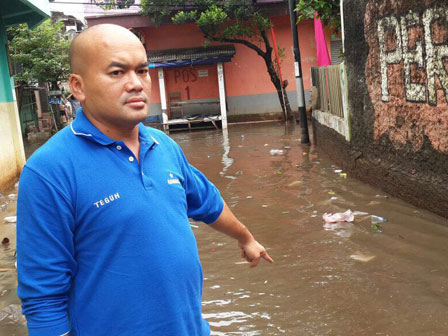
69,74,86,102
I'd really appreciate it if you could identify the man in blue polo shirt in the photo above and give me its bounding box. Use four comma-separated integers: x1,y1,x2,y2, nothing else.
16,24,273,336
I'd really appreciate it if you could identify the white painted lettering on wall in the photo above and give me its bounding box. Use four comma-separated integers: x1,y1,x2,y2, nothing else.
94,192,120,208
378,7,448,105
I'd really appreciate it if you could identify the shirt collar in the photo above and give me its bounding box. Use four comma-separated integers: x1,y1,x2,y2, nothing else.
70,108,158,148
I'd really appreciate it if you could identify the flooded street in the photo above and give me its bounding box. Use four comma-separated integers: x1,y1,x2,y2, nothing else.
1,122,448,335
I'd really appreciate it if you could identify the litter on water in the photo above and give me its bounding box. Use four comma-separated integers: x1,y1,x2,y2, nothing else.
350,253,376,262
322,210,354,223
287,181,302,188
371,215,387,223
270,149,284,155
3,216,16,224
370,215,386,233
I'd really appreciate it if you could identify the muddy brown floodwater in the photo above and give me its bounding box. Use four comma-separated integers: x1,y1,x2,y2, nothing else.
1,122,448,335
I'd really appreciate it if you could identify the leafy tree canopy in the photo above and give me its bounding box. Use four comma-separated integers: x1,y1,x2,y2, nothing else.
7,19,70,88
296,0,340,33
141,0,272,48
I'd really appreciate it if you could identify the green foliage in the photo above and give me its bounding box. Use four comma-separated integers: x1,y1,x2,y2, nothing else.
93,0,135,10
296,0,340,33
141,0,272,43
7,20,70,86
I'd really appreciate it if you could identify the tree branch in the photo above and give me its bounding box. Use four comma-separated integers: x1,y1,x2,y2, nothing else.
199,27,266,57
259,29,272,55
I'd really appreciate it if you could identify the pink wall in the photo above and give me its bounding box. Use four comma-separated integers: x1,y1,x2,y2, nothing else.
141,15,331,105
165,65,218,101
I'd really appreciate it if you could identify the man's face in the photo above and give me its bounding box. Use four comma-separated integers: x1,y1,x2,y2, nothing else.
75,33,151,129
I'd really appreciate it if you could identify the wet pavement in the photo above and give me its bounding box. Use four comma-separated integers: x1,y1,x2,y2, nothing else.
1,121,448,335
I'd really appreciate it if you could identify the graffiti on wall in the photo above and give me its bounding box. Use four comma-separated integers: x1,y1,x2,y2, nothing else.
365,1,448,152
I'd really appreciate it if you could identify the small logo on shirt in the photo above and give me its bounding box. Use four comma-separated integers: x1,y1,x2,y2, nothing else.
93,192,120,208
167,172,180,185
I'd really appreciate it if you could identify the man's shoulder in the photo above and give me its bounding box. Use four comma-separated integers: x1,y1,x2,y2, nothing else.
25,126,76,171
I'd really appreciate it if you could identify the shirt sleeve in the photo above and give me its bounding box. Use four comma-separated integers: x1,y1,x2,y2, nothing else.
16,166,76,336
175,144,224,224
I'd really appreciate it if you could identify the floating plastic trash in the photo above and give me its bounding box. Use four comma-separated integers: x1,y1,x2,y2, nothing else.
334,169,342,173
269,149,284,155
3,216,16,224
340,173,347,178
287,181,302,188
371,215,386,233
353,211,369,216
371,215,387,223
0,204,7,213
0,304,24,323
322,210,354,223
350,253,375,262
7,194,16,201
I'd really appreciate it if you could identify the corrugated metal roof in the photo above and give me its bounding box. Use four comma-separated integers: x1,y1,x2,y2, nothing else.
147,45,236,62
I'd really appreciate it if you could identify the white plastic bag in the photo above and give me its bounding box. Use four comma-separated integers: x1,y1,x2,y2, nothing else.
322,210,354,223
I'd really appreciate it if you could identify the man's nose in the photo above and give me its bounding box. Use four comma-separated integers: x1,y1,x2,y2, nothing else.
125,72,143,92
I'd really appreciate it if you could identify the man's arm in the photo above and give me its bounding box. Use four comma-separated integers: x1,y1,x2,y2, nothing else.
17,167,75,336
210,202,274,267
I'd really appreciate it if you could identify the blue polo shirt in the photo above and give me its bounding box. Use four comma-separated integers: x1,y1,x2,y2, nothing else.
17,109,224,336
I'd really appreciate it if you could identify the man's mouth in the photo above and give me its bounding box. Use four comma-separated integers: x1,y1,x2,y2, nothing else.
125,97,147,108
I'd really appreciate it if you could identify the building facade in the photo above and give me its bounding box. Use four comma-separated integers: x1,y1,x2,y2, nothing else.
0,0,50,190
86,5,331,124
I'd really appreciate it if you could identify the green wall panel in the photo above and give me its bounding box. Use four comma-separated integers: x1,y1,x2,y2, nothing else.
0,18,13,103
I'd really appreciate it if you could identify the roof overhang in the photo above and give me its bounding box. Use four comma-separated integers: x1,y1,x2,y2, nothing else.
1,0,51,28
147,45,236,69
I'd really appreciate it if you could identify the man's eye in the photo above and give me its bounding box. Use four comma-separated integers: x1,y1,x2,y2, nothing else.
111,70,123,76
138,69,149,75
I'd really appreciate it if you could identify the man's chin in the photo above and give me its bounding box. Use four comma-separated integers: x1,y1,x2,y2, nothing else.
124,105,149,119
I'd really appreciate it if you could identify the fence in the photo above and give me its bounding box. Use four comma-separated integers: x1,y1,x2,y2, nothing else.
311,64,350,141
311,65,344,118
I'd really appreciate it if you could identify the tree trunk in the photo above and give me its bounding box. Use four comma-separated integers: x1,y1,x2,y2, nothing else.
210,30,294,122
263,55,293,121
51,81,60,91
259,30,293,121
